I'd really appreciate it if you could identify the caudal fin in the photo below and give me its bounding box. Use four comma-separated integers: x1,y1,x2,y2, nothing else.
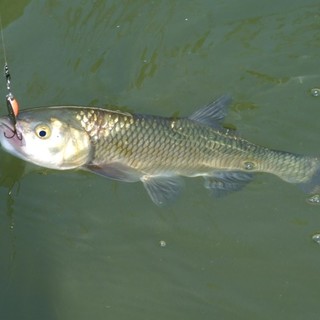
299,167,320,194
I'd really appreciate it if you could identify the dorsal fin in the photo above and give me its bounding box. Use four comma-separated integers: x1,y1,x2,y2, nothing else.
188,95,232,128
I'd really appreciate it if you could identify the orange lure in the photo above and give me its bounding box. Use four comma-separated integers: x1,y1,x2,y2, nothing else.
7,95,19,117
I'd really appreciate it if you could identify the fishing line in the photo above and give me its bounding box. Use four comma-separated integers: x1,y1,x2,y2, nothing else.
0,16,21,140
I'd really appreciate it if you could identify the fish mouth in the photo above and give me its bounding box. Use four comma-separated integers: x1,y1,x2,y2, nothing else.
0,117,25,147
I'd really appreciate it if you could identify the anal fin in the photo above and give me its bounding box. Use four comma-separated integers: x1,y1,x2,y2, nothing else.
204,171,253,197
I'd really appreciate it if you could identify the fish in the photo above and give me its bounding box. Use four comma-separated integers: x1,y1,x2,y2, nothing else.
0,95,319,206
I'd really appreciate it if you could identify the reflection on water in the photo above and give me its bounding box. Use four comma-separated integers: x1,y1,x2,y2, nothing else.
0,155,25,227
0,1,320,320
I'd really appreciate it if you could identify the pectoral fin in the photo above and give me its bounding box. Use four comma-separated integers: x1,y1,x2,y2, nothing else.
204,171,253,197
84,162,141,182
141,175,184,206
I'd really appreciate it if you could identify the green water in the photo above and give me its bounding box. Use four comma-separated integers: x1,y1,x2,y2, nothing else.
0,0,320,319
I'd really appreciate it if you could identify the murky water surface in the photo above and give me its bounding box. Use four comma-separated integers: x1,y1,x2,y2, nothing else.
0,1,320,319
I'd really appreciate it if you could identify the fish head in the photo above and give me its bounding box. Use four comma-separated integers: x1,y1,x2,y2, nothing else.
0,107,92,169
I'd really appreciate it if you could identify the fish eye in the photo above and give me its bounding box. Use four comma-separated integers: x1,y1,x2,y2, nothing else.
35,124,51,139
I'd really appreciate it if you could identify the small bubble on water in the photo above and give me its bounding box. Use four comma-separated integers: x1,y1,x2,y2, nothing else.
310,88,320,97
306,194,320,205
159,240,166,247
312,233,320,244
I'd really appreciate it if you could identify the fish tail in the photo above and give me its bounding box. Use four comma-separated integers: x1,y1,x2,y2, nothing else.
265,152,320,194
299,165,320,194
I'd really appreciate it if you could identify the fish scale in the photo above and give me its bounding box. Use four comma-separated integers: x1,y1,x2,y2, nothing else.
76,109,317,181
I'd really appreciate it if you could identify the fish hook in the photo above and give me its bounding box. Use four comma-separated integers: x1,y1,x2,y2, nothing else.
3,127,22,141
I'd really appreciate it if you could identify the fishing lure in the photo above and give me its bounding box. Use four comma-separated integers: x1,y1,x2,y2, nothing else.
0,17,20,131
5,63,19,121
